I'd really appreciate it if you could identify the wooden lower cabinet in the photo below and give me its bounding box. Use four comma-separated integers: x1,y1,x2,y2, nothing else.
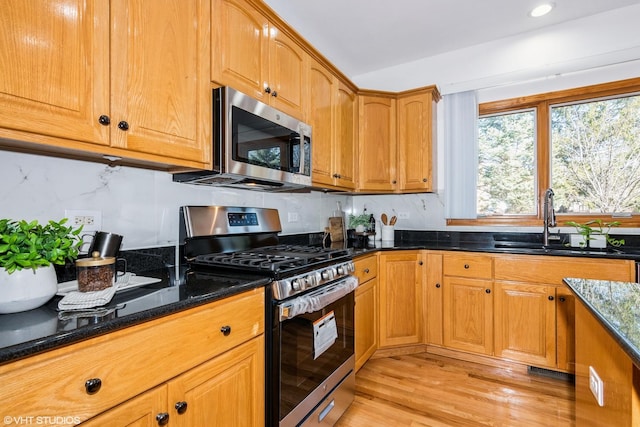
442,276,493,355
0,289,264,426
493,281,556,367
354,254,378,371
378,251,424,347
425,253,444,346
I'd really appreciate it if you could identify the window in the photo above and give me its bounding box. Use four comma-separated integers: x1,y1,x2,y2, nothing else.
450,77,640,227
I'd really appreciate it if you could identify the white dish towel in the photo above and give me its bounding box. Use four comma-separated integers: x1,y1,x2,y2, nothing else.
58,285,119,311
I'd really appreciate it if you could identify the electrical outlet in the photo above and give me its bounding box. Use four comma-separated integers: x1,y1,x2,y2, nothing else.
287,212,299,223
65,210,102,232
589,366,604,407
397,211,410,220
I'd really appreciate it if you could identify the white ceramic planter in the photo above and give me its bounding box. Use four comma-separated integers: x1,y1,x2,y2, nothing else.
589,234,607,249
0,265,58,314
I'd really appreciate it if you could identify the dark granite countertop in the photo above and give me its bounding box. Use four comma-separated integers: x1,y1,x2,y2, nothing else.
0,267,270,366
563,278,640,368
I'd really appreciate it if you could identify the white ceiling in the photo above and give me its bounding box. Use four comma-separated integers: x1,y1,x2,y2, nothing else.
262,0,640,79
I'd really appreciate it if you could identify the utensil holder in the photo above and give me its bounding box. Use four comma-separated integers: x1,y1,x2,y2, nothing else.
381,225,394,242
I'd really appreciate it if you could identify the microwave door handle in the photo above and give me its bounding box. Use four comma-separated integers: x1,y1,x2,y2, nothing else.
297,126,305,175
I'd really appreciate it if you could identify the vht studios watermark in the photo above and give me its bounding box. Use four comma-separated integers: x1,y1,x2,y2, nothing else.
3,415,81,425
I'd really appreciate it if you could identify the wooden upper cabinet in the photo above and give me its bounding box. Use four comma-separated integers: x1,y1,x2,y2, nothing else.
358,94,397,192
357,86,439,193
111,0,211,164
308,58,356,190
0,0,210,168
397,87,439,192
212,0,306,120
0,0,110,145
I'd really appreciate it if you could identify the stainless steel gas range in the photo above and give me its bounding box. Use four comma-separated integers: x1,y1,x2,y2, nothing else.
180,206,357,427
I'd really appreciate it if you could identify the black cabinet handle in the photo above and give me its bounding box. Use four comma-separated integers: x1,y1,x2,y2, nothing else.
264,86,271,94
435,283,440,288
117,121,129,131
422,178,428,182
220,325,231,336
363,268,370,274
156,413,169,426
559,296,566,302
464,264,470,269
548,295,555,301
392,180,397,184
84,378,102,395
418,261,424,265
175,401,188,414
98,115,110,126
271,91,278,97
485,289,491,294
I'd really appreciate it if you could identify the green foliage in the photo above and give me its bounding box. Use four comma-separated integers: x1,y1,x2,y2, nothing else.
565,219,625,247
0,218,83,274
348,214,370,229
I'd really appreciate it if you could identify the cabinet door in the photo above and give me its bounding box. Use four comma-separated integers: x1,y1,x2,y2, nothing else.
443,276,493,355
358,95,396,192
355,277,378,371
397,91,435,192
211,0,269,103
269,27,306,120
378,252,423,347
309,58,336,187
556,285,575,373
0,0,110,145
494,281,556,368
81,386,168,427
168,336,264,427
111,0,210,164
425,253,444,346
335,81,357,190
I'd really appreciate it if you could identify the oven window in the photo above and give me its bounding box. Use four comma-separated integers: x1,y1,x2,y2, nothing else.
278,292,354,420
232,107,309,175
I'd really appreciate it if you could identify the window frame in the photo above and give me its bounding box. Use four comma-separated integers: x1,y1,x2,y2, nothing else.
448,77,640,227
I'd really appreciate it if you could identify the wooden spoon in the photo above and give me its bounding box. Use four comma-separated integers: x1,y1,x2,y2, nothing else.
390,216,397,225
381,213,388,225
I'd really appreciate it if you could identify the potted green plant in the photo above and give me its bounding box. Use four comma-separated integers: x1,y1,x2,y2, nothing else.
565,219,625,249
0,218,83,314
348,213,371,232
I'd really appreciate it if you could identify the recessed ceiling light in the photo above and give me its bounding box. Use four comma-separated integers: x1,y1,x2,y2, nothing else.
530,3,554,17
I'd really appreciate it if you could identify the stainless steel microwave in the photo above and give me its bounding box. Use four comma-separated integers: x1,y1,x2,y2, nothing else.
173,87,312,191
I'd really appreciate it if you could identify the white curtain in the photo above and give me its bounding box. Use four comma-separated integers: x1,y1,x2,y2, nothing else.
444,91,478,219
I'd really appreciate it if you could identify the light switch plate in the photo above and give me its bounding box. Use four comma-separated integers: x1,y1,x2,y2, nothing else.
589,366,604,407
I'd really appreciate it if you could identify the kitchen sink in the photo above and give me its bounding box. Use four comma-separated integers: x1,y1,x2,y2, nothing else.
493,241,638,257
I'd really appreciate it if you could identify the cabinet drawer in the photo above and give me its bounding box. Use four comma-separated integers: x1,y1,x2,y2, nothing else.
354,254,378,284
0,288,264,424
494,255,635,283
443,253,493,279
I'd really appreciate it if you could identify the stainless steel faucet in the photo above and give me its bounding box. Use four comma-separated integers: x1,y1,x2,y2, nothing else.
543,188,557,246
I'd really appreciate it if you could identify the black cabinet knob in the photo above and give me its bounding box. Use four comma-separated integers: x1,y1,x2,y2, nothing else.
220,325,231,336
464,264,470,269
548,295,555,301
156,413,169,426
271,91,278,97
485,289,491,294
98,115,110,126
418,261,424,265
117,121,129,131
392,180,397,184
363,268,370,274
333,173,339,178
435,283,441,288
422,178,428,182
264,86,271,94
84,378,102,395
559,296,566,302
175,401,188,414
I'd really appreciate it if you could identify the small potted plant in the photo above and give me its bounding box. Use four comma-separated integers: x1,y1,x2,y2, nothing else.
565,219,625,249
0,218,83,314
348,213,371,232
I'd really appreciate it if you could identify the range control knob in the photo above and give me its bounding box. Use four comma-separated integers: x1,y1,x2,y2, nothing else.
336,265,345,275
321,269,333,281
292,279,302,291
305,275,316,288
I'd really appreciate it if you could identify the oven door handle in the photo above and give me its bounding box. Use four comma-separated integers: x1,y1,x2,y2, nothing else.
278,276,358,321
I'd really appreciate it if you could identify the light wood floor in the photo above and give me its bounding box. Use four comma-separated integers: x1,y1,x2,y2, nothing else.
336,352,575,427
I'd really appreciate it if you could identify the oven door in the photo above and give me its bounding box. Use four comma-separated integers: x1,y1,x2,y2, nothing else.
272,277,356,426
